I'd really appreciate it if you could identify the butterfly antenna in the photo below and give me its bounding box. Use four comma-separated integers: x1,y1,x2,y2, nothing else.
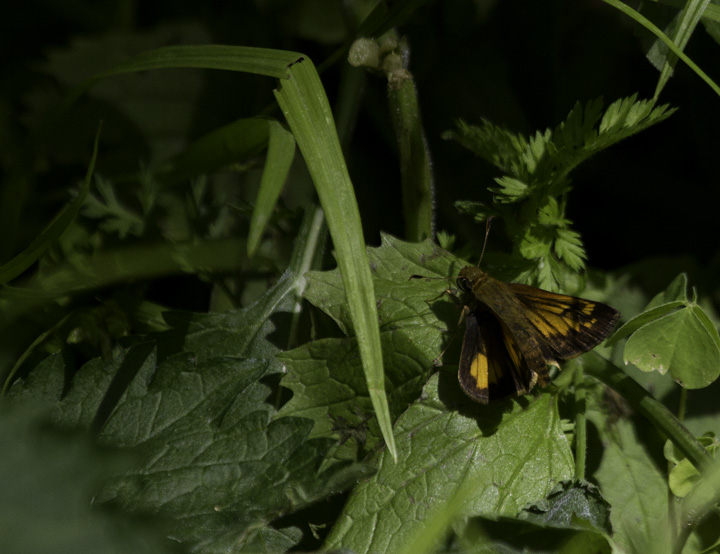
477,216,494,267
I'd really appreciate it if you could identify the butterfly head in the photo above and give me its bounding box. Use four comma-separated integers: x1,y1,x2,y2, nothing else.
457,266,489,293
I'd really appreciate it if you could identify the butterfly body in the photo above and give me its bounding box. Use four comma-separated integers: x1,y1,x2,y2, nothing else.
456,266,620,404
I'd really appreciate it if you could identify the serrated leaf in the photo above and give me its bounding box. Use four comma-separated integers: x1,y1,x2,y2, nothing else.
554,228,587,271
83,176,145,238
322,374,574,553
454,200,492,219
491,176,530,202
6,214,363,552
277,332,437,454
303,234,458,336
443,118,530,176
279,235,456,451
454,480,615,553
520,480,612,534
447,95,675,289
518,229,551,261
9,342,355,552
537,197,565,225
624,306,720,388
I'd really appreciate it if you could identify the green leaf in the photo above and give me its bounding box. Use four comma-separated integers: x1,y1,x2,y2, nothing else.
83,176,146,238
554,228,587,271
585,352,718,491
457,516,614,554
445,95,675,287
623,305,720,388
491,176,529,201
0,238,250,348
5,210,355,552
588,411,671,553
519,480,612,534
274,57,396,459
92,44,301,81
669,458,703,498
277,333,434,455
585,354,720,553
449,481,615,554
277,235,456,453
157,117,271,184
9,346,349,552
7,318,360,553
610,273,720,390
653,272,690,305
607,301,685,347
0,125,99,284
603,0,720,99
649,0,710,97
248,120,296,257
322,374,574,553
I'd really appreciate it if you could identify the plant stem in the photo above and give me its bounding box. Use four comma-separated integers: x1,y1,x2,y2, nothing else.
585,353,715,474
573,361,587,481
585,352,720,554
678,387,687,422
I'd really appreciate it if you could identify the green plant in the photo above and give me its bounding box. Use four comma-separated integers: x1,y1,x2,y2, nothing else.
2,2,720,554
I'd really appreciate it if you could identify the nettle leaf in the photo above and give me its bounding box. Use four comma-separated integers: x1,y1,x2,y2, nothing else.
617,274,720,389
8,339,350,552
278,235,457,453
277,333,435,456
7,245,363,552
280,234,616,468
322,373,574,553
519,480,612,534
456,481,614,553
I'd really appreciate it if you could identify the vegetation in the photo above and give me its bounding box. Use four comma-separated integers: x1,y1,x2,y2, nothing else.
2,1,720,553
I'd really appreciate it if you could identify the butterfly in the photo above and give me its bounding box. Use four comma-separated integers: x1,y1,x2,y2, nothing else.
455,265,620,403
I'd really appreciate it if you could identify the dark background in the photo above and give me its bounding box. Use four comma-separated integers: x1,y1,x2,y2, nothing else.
2,0,718,278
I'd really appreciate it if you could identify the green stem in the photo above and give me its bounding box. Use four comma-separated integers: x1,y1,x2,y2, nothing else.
387,57,435,242
585,353,715,474
573,361,587,481
678,387,687,422
584,353,720,554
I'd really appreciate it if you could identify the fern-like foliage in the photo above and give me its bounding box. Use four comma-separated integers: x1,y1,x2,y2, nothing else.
447,95,676,290
82,176,149,239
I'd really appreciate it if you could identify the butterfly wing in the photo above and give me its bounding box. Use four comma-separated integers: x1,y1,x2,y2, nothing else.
458,308,541,404
506,283,620,360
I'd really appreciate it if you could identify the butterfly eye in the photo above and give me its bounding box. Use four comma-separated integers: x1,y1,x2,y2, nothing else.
457,277,471,292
